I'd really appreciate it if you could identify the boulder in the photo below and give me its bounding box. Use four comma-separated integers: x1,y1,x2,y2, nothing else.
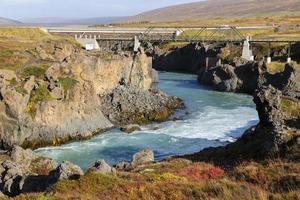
0,70,17,82
10,146,37,168
49,86,64,100
23,76,35,93
87,160,116,174
53,161,84,180
115,161,132,171
120,124,141,134
0,160,26,196
30,157,58,176
131,149,154,166
45,64,61,81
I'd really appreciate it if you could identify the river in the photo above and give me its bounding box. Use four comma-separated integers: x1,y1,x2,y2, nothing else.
36,72,259,170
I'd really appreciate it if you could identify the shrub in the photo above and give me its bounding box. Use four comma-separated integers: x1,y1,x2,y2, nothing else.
281,97,300,118
16,86,28,95
148,172,186,184
21,65,48,79
9,78,18,86
58,77,78,92
24,85,52,118
267,62,286,74
175,164,224,181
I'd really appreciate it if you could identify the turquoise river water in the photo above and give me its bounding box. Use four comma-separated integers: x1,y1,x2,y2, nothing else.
36,72,259,170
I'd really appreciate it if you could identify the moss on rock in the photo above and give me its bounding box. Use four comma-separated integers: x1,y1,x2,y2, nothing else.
24,84,52,119
281,97,300,118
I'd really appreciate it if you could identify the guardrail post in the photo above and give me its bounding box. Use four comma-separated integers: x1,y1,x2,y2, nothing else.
134,36,141,53
287,42,292,63
267,42,272,64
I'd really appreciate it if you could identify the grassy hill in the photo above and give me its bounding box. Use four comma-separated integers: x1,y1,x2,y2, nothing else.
0,17,21,26
22,17,127,26
127,0,300,22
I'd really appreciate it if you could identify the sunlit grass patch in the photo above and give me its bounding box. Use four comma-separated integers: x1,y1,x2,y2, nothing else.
159,41,189,49
0,28,50,40
21,64,49,79
58,77,78,92
24,84,52,118
281,97,300,118
232,160,300,193
267,62,286,74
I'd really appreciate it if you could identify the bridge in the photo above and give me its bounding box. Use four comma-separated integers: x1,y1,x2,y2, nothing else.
46,26,300,63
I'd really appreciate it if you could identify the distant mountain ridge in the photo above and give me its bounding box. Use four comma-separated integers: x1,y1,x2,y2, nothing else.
0,17,21,26
127,0,300,22
22,17,127,26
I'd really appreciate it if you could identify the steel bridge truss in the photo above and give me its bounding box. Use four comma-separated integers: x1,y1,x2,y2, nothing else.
138,26,247,42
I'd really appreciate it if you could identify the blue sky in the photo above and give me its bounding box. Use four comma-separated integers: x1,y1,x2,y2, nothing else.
0,0,201,20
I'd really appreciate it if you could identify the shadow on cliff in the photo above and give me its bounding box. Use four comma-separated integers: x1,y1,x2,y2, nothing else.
152,44,216,74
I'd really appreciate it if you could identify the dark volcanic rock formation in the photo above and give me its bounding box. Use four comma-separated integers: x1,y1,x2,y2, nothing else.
100,86,184,126
198,60,300,96
150,43,221,73
185,85,300,162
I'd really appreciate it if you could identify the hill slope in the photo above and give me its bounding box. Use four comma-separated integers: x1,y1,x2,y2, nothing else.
128,0,300,22
22,17,127,26
0,17,21,26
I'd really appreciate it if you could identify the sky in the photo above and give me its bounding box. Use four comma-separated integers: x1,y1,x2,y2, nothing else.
0,0,202,20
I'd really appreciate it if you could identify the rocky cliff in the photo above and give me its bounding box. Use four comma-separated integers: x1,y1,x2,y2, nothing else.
0,41,181,150
198,59,300,97
183,85,299,163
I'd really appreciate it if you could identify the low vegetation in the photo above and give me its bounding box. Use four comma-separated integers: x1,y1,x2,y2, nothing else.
14,159,300,200
24,85,52,118
0,28,78,72
281,97,300,118
159,42,189,49
0,28,50,39
58,77,78,92
267,62,286,74
21,64,49,79
15,86,28,95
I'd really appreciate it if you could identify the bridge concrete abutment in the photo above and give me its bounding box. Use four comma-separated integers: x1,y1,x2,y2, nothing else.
134,36,141,52
75,35,100,51
241,37,253,61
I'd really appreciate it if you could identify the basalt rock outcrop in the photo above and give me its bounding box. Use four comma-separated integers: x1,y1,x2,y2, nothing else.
53,161,84,181
0,41,181,150
100,86,184,126
185,85,300,162
0,147,58,197
87,159,116,174
198,60,300,96
150,43,221,73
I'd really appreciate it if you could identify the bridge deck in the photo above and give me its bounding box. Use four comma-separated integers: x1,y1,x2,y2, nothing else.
97,38,300,43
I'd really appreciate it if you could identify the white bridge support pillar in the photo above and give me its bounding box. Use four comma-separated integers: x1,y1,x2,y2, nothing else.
241,36,253,61
134,36,141,53
75,34,100,51
267,57,272,64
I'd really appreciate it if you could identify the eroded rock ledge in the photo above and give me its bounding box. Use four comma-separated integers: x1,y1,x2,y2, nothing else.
198,59,300,97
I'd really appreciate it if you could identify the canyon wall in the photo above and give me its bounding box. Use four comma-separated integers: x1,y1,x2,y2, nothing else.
0,41,178,149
